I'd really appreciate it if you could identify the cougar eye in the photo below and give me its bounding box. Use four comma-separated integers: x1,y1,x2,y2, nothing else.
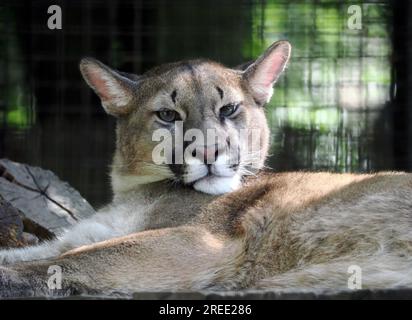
220,103,240,118
156,109,180,122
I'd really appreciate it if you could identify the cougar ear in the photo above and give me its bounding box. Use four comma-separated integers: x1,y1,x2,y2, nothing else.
243,40,291,105
80,58,138,117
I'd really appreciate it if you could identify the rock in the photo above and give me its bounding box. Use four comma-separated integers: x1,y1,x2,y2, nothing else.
0,159,95,238
0,196,26,248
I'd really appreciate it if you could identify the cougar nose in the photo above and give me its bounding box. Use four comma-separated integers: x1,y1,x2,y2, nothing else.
192,144,220,164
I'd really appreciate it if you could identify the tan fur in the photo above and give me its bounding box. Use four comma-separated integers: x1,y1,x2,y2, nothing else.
2,171,411,296
1,41,412,297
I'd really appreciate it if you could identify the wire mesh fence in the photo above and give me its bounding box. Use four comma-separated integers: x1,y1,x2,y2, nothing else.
0,0,410,206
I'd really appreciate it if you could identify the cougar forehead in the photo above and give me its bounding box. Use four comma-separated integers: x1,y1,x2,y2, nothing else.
139,60,246,112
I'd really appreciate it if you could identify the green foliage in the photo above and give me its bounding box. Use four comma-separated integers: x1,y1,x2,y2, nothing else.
0,7,35,129
246,0,391,171
5,87,34,129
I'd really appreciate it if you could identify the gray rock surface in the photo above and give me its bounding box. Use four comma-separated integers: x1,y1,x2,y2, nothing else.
0,159,95,236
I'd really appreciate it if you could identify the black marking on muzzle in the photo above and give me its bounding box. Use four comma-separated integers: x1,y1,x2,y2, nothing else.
167,140,192,180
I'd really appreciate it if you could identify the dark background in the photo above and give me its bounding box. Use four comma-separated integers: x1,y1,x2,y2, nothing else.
0,0,411,208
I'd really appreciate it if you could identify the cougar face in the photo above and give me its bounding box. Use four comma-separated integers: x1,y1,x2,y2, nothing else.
80,41,291,195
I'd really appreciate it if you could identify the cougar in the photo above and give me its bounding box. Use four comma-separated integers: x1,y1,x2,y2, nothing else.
1,40,412,297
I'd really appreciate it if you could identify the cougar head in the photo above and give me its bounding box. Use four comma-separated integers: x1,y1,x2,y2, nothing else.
80,41,291,195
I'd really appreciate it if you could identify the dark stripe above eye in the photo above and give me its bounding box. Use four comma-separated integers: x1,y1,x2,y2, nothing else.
171,90,177,104
216,86,224,100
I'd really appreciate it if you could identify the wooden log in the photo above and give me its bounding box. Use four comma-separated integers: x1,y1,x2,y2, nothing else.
0,159,96,242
